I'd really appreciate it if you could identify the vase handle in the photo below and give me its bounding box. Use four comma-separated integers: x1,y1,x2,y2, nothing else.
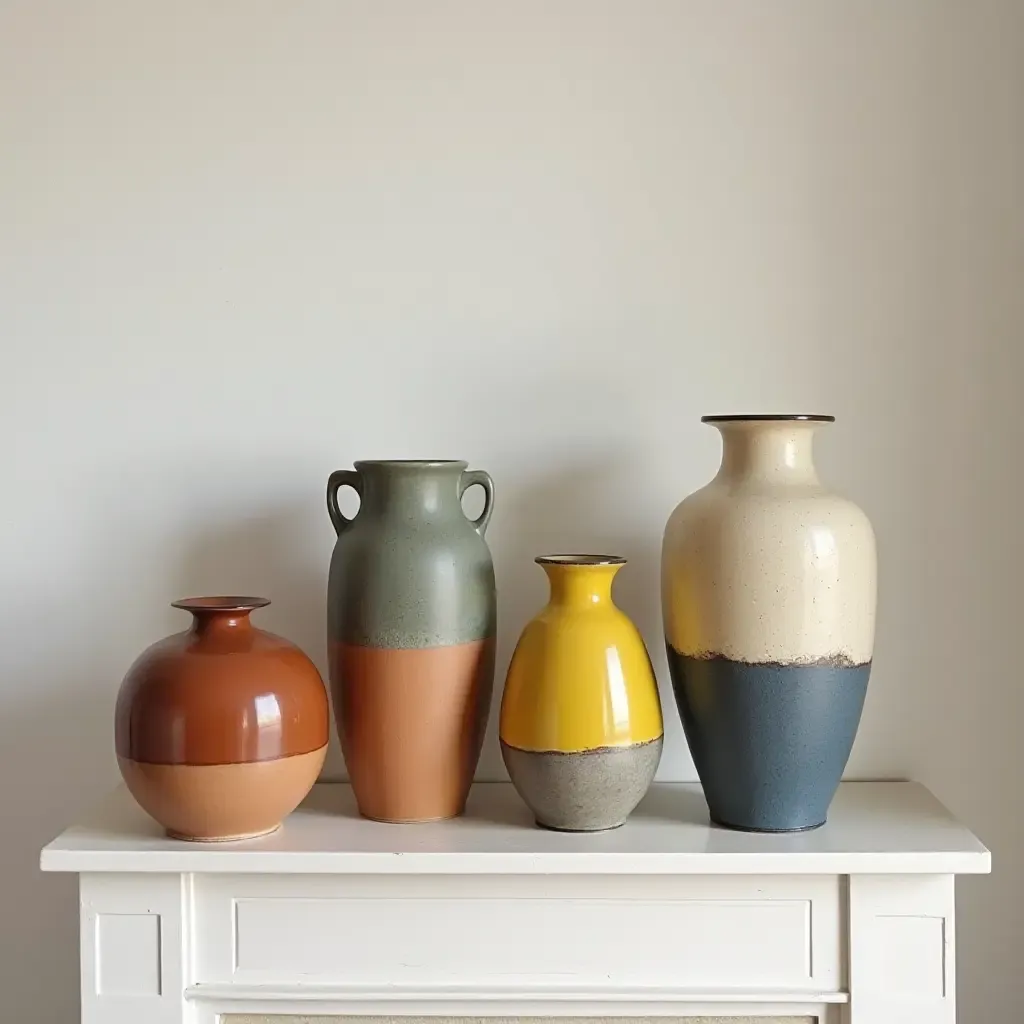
460,469,495,537
327,469,362,537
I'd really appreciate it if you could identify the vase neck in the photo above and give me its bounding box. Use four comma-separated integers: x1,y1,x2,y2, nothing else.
541,558,623,607
713,421,823,485
172,597,267,636
356,461,467,519
188,609,254,636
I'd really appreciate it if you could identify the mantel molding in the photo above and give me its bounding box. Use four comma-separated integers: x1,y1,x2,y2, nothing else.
42,781,990,1024
187,984,844,1022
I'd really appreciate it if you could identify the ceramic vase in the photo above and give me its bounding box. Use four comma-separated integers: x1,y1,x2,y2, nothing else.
500,555,663,831
327,460,496,823
662,415,877,832
115,597,329,841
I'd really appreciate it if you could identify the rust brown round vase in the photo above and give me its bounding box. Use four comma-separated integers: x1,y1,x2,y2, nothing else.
115,597,329,842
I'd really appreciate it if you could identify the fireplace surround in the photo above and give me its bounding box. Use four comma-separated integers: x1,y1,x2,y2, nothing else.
41,781,989,1023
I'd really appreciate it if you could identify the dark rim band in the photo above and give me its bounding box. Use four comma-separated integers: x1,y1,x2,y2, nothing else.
535,554,627,566
171,596,270,612
353,460,468,469
701,414,835,423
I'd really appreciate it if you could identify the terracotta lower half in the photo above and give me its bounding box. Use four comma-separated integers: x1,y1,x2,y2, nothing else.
118,746,326,841
330,639,494,823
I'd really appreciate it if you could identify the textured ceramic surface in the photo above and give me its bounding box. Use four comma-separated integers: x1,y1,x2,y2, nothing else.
327,460,496,823
500,555,663,831
116,597,329,841
662,416,877,832
501,738,663,832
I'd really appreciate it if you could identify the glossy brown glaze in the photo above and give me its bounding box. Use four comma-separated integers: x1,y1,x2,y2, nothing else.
331,639,494,822
115,598,329,766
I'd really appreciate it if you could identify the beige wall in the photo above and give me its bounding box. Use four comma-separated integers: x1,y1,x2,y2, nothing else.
2,2,1022,1019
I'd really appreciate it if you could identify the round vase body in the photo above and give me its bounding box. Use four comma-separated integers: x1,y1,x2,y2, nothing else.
662,416,877,832
115,598,329,841
500,555,663,832
327,460,496,823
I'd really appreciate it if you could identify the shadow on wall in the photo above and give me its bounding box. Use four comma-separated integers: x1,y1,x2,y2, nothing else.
156,451,680,788
164,451,681,784
5,449,683,1022
478,450,681,780
170,501,342,776
0,472,340,1022
0,650,105,1022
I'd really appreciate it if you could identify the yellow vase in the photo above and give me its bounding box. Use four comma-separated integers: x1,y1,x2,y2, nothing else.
499,554,663,831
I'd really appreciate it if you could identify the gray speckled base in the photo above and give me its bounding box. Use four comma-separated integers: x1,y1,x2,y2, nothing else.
501,737,662,832
668,647,870,832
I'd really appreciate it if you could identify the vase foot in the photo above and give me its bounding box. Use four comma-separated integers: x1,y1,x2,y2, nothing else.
535,819,626,833
358,810,466,824
709,815,826,834
166,824,281,842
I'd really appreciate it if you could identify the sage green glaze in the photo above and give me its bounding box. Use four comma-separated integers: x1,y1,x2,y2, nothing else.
327,461,496,649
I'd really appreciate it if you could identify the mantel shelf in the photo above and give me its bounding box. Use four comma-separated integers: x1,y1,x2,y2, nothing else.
41,780,989,876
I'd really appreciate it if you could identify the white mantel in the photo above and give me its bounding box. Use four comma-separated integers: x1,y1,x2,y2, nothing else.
41,782,990,1024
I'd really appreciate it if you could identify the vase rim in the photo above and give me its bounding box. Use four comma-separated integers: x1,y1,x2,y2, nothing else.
535,554,627,566
702,414,835,423
353,459,468,469
171,596,271,612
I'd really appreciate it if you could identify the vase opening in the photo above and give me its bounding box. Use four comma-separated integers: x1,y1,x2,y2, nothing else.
535,554,627,566
701,414,835,423
353,459,468,470
171,596,270,612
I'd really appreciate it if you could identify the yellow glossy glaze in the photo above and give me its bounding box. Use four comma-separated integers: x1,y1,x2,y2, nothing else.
499,559,663,753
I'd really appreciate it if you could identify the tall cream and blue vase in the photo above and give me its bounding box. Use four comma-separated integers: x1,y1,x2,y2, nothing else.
662,415,877,832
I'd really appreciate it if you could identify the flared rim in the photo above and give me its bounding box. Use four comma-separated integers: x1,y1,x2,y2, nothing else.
701,414,835,423
171,596,270,612
353,459,468,469
535,554,627,566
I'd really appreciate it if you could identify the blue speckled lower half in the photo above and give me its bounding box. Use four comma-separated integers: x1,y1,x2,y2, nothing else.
667,647,870,832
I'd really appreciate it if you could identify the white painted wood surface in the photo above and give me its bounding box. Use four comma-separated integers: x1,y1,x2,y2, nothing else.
41,782,989,1023
41,781,990,875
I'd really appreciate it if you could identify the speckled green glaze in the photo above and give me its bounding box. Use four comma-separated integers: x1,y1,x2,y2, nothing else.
501,737,662,832
327,461,496,649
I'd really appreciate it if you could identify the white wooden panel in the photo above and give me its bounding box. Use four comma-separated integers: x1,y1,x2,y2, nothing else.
848,874,955,1024
195,874,840,994
80,873,190,1024
235,894,809,983
871,915,946,997
96,912,162,995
